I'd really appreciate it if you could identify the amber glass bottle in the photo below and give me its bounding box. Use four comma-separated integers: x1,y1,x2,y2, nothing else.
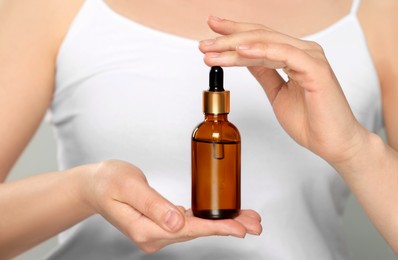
192,66,241,219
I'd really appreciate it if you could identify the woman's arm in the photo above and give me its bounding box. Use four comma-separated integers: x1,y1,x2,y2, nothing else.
0,0,83,181
199,16,398,253
0,165,94,257
1,160,261,258
0,0,86,256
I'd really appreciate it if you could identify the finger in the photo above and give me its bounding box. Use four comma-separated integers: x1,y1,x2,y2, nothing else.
237,42,300,101
121,212,251,253
184,208,194,217
106,202,177,253
238,42,327,92
199,30,271,54
238,42,305,77
207,15,269,35
200,30,308,56
238,209,262,222
238,43,316,72
249,66,287,103
176,205,187,214
118,180,185,233
203,49,286,103
203,50,285,68
203,16,309,52
234,210,263,235
180,209,262,239
183,216,248,239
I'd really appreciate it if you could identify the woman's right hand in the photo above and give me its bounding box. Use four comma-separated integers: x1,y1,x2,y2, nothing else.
82,160,262,253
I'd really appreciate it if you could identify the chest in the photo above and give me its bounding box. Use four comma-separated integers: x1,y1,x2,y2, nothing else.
104,0,353,39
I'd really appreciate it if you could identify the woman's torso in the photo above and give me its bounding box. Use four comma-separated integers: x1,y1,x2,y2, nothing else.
46,0,382,259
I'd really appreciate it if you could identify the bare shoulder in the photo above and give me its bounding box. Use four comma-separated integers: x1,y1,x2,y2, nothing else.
359,0,398,18
359,0,398,87
358,0,398,61
0,0,84,56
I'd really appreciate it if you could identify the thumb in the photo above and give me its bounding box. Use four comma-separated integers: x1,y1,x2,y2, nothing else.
123,181,185,233
145,187,185,232
248,65,286,103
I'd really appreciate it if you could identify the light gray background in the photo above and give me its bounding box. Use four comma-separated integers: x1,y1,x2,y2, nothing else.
8,121,396,260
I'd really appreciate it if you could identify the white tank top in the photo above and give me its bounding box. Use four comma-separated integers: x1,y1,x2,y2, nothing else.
47,0,382,259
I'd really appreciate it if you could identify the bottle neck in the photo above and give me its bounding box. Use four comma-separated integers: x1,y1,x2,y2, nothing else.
204,113,229,122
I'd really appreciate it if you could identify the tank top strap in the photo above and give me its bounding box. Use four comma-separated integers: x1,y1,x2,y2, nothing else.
349,0,361,15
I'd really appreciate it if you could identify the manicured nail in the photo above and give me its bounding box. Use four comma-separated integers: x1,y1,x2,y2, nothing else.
164,210,182,232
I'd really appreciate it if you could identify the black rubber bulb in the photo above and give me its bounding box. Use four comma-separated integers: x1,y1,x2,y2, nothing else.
209,66,224,92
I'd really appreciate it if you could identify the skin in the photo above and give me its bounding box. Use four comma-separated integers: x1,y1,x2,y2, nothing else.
200,16,398,254
0,160,262,258
0,0,397,258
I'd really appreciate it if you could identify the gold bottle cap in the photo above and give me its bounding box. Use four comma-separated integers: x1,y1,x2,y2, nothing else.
203,90,230,114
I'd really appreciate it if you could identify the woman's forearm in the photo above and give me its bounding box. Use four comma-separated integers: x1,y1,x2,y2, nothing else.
0,160,262,258
333,131,398,253
0,165,95,258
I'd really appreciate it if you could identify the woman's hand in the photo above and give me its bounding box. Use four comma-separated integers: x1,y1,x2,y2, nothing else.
198,17,398,254
83,160,262,253
199,16,369,165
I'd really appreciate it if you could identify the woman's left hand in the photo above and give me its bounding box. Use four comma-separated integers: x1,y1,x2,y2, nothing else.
199,16,368,166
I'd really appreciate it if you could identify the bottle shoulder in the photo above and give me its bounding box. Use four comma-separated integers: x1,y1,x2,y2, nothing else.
192,120,240,143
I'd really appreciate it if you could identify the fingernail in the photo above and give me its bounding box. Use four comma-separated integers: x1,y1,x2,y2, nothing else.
237,44,251,50
208,15,222,22
232,232,246,239
200,39,216,46
164,210,182,232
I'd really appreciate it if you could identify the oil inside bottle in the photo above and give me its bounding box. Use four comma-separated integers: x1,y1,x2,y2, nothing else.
192,139,241,219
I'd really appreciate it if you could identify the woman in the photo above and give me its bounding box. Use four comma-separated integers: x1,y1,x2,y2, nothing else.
0,0,397,259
